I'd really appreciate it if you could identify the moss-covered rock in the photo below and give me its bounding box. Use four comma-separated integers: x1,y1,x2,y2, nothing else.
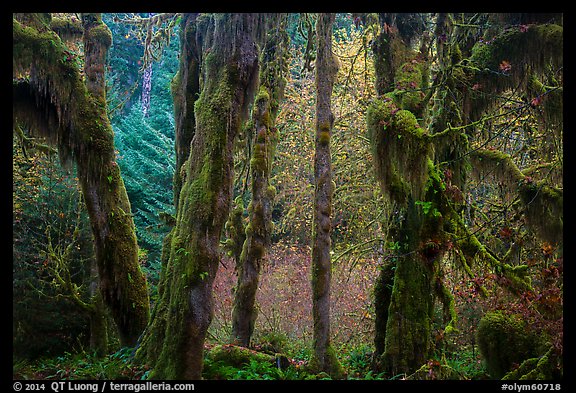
477,310,544,379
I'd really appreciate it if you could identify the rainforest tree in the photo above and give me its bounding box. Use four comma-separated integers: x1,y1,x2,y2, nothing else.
308,12,345,378
230,13,290,347
13,12,563,381
13,13,150,347
367,12,562,377
135,13,261,379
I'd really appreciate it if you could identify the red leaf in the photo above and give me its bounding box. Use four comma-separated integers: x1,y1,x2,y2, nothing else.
499,60,512,72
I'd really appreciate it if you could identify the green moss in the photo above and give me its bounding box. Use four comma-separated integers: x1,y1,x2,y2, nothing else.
367,98,432,205
50,16,83,39
503,347,560,380
265,185,276,200
308,345,346,379
477,310,543,379
88,23,112,48
206,344,277,368
472,148,563,244
468,24,563,121
318,129,331,146
471,24,562,73
383,248,434,374
519,181,563,244
14,15,150,347
392,60,427,116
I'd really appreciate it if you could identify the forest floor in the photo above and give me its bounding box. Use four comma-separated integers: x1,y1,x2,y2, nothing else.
13,242,488,380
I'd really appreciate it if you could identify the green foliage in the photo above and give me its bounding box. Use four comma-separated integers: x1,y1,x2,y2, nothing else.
13,348,146,380
106,13,179,274
13,137,95,360
415,200,441,217
442,350,488,380
203,356,307,380
13,12,563,381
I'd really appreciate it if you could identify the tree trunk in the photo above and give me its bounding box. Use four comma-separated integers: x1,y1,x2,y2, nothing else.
380,201,436,375
230,87,274,346
172,13,201,207
136,13,260,379
372,255,395,370
231,14,288,347
13,13,150,347
309,13,344,378
88,258,109,356
367,13,441,376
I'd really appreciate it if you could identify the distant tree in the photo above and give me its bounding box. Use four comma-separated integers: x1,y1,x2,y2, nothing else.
105,13,179,270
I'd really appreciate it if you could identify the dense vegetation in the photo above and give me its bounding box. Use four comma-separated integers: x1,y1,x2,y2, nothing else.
13,12,563,381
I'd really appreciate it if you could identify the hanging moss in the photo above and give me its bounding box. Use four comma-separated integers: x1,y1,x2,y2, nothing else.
527,74,563,130
519,181,563,245
50,16,83,40
467,23,563,120
367,98,431,205
471,148,563,245
137,13,260,380
471,24,562,74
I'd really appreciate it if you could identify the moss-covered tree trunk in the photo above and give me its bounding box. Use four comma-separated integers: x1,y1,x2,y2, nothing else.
88,259,109,356
367,13,451,376
309,13,344,378
136,13,260,379
12,13,150,347
231,14,288,347
172,13,201,207
368,13,562,377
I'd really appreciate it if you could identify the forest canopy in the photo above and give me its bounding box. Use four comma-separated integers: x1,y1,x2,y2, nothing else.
13,12,563,382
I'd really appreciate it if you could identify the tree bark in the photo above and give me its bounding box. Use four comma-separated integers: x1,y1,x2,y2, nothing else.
230,88,273,346
309,13,344,378
136,13,260,379
172,13,201,207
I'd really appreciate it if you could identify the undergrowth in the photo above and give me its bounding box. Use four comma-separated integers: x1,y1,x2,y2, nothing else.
13,348,146,380
13,343,487,380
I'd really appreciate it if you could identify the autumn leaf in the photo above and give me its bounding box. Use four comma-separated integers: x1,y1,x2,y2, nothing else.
530,96,542,107
498,226,513,239
499,60,512,73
